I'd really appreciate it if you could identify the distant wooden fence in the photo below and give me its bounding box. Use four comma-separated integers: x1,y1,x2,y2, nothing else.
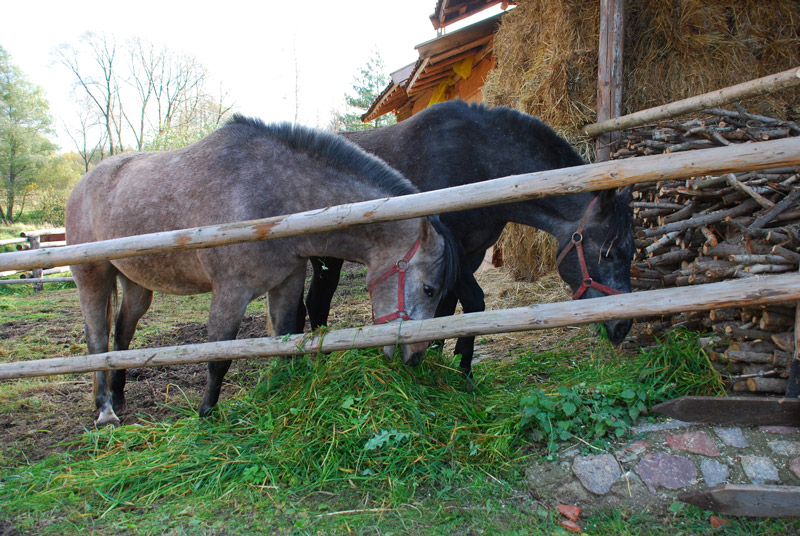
0,228,71,290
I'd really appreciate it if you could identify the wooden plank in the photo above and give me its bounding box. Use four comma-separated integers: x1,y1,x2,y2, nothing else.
584,67,800,137
0,137,797,274
595,0,625,161
678,484,800,517
652,396,800,426
1,272,799,379
785,265,800,397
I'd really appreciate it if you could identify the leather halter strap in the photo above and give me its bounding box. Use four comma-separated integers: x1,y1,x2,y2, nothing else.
367,238,422,324
555,196,622,300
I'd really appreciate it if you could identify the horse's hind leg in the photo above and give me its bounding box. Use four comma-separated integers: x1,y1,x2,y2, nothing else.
110,275,154,414
198,286,253,418
72,261,119,426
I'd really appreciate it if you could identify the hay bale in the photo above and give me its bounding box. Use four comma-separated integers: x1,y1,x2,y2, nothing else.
497,224,558,282
486,0,800,138
486,0,800,281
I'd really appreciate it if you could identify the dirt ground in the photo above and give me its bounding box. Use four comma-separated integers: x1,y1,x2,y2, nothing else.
0,264,578,467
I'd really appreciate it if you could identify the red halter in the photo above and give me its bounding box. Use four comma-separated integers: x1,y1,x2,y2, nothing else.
555,196,622,300
367,238,422,324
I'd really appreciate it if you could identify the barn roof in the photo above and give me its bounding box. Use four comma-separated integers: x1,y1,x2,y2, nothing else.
430,0,515,30
362,12,503,122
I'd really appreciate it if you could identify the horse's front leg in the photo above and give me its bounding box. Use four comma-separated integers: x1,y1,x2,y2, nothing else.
305,257,344,329
198,287,253,418
453,271,485,380
269,266,308,338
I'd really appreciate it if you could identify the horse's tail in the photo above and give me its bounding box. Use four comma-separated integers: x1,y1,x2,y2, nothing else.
92,277,118,400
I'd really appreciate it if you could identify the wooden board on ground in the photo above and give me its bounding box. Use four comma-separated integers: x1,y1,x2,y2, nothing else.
678,484,800,517
652,396,800,426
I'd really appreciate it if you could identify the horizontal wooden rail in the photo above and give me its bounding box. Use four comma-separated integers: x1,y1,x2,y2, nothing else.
20,227,65,238
0,277,73,286
0,137,798,273
0,272,797,379
583,67,800,137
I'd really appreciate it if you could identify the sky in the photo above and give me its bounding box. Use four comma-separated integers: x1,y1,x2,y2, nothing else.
0,0,457,152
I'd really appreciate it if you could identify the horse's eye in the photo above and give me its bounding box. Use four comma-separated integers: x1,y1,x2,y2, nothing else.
423,285,435,297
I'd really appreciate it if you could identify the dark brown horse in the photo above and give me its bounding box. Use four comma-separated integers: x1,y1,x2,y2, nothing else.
302,101,635,378
66,116,459,426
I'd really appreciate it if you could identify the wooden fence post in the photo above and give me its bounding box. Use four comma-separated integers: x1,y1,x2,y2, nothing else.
596,0,625,161
27,236,43,291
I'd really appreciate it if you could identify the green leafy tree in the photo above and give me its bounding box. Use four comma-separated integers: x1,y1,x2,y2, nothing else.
0,45,55,222
331,51,397,132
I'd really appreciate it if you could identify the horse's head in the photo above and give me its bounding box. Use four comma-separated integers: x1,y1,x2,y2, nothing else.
367,217,459,366
555,187,635,344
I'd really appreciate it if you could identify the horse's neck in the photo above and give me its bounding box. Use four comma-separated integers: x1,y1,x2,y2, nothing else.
301,221,409,267
504,192,594,240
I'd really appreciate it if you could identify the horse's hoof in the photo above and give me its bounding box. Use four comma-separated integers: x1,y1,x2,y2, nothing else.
96,407,121,427
461,371,475,392
112,395,126,414
198,403,215,418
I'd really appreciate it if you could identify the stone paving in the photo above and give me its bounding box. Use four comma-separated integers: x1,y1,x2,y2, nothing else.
525,419,800,514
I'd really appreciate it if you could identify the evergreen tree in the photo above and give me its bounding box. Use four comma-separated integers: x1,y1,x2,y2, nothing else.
331,51,397,132
0,45,55,222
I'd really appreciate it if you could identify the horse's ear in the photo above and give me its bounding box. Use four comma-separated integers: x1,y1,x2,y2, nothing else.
619,185,634,204
597,189,616,213
419,217,432,245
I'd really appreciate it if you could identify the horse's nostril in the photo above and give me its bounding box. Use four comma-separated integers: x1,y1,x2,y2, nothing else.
404,352,423,367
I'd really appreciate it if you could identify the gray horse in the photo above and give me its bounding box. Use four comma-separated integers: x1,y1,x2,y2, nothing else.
66,115,459,426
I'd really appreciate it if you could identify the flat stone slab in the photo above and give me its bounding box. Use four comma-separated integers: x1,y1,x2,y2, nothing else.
666,431,720,456
740,456,780,485
767,440,800,457
700,459,729,487
759,426,798,435
634,453,697,492
633,420,691,434
791,458,800,479
572,454,621,495
713,426,749,448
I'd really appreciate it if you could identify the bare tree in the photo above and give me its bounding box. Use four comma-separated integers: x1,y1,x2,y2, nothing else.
62,96,107,173
57,34,232,155
55,32,121,155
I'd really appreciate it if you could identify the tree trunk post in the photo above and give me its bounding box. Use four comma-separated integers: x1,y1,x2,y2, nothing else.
596,0,625,162
28,236,43,291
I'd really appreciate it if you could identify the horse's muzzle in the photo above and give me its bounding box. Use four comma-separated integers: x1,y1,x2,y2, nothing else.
605,319,632,345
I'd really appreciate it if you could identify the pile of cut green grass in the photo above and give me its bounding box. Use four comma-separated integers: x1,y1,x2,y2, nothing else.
0,328,726,527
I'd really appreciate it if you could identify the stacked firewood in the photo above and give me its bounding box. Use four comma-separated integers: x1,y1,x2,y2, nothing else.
615,108,800,393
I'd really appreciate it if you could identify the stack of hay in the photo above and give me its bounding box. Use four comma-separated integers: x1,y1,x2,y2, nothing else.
484,0,800,282
618,108,799,392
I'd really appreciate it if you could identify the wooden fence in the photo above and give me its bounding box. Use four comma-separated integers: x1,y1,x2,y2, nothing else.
0,135,795,380
0,228,71,290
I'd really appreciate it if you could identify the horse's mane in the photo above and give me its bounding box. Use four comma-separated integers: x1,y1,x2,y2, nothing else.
224,114,460,292
606,191,635,248
422,101,586,169
224,114,417,197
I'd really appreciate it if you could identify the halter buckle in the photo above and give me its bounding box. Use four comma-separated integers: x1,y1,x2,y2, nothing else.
572,232,583,243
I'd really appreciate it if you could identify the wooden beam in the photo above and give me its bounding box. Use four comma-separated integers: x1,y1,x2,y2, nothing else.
785,265,800,397
0,272,798,379
584,67,800,137
652,396,800,426
679,484,800,517
595,0,625,161
1,137,797,273
0,277,73,286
